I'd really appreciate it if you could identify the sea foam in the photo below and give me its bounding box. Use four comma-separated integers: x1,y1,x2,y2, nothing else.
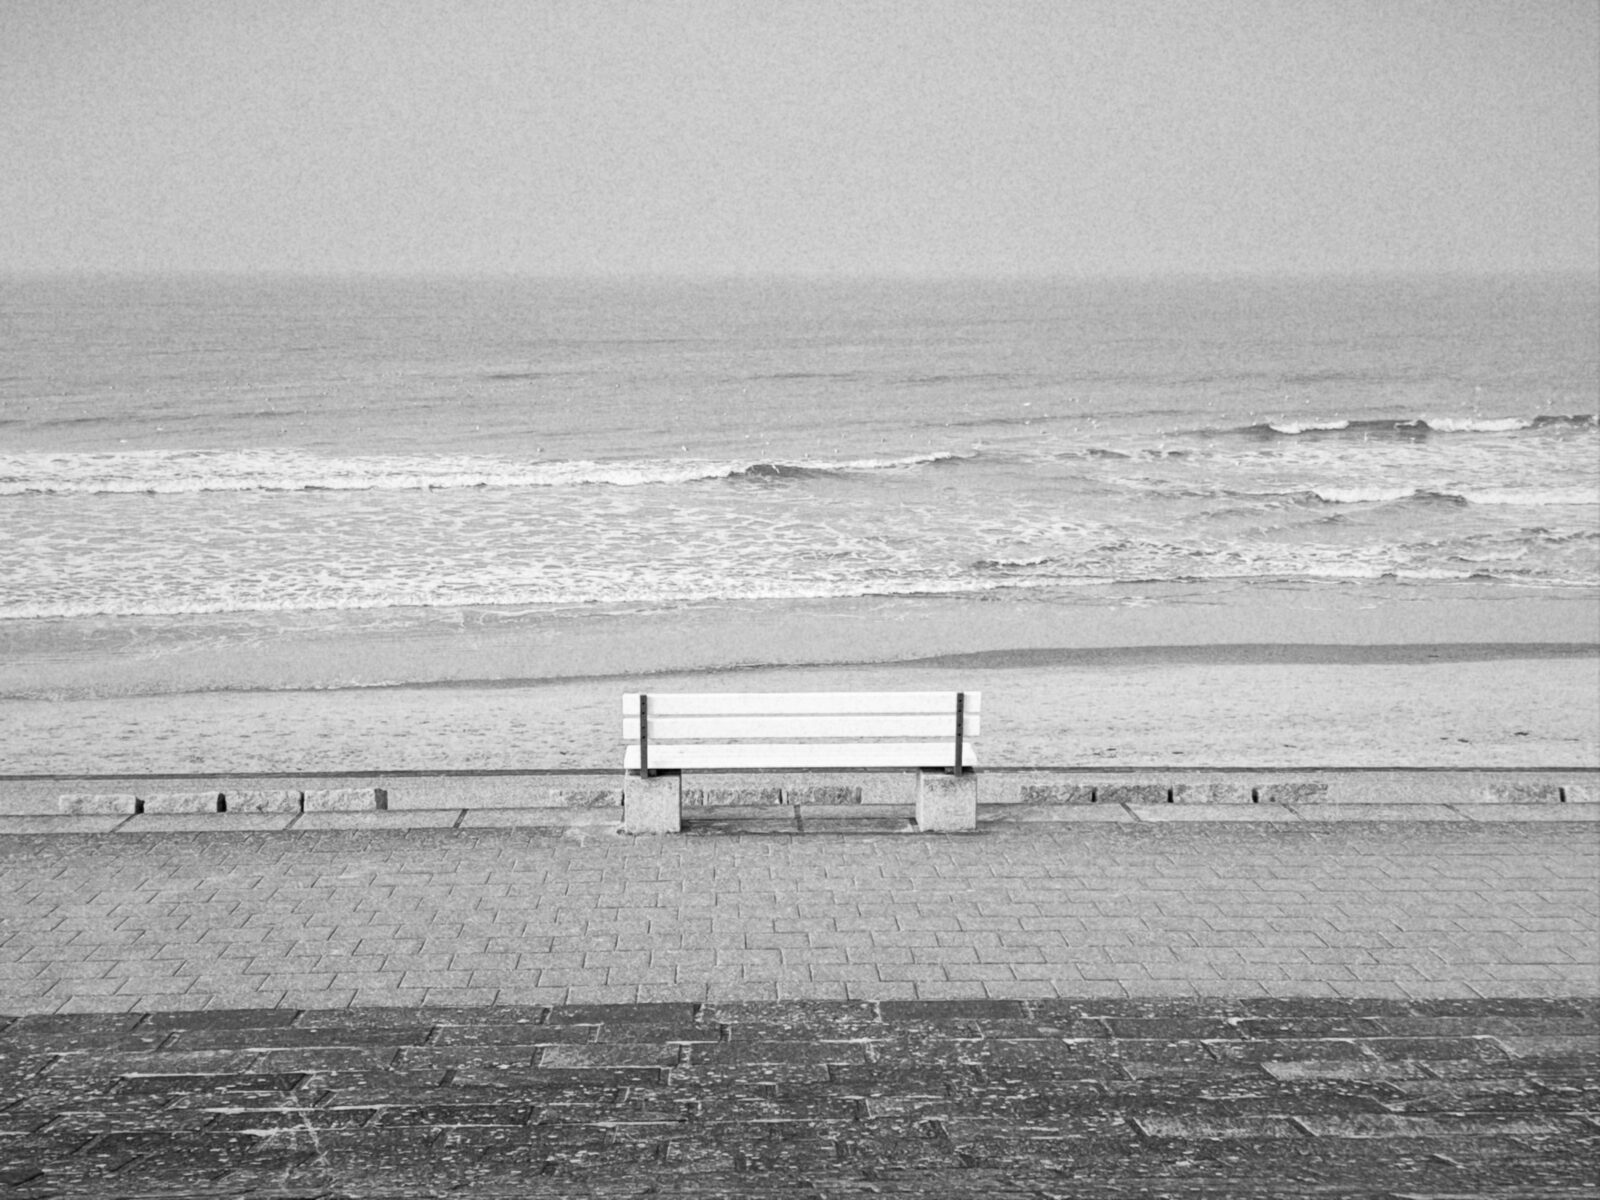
0,449,969,497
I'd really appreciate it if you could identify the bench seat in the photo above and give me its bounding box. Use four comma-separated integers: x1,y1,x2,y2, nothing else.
621,691,980,833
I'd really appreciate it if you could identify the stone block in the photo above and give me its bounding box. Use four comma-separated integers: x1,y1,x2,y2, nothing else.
916,771,976,832
140,791,223,814
1096,784,1169,805
225,790,303,813
57,793,138,815
624,773,681,834
1563,783,1596,804
683,786,782,807
783,785,862,805
1256,781,1329,804
1469,781,1561,804
1171,783,1254,804
1018,783,1095,805
302,787,388,812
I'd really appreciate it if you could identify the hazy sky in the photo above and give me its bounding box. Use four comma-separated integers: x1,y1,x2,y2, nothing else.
2,1,1596,276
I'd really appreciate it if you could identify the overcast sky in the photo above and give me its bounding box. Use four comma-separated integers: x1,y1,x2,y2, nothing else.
2,1,1596,276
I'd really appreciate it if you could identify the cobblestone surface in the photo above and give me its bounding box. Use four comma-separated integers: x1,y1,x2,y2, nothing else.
1,822,1595,1013
0,998,1595,1197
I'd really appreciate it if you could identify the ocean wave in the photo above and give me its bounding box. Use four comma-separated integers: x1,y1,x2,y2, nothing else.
1218,414,1596,439
1309,486,1426,505
0,572,1104,622
1266,419,1352,434
1307,485,1595,507
971,554,1058,569
0,449,972,497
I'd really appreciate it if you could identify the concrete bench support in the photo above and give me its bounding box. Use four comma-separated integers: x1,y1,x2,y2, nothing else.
625,773,682,834
917,771,977,832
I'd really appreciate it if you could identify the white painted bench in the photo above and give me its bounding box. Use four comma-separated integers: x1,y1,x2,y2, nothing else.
621,691,980,833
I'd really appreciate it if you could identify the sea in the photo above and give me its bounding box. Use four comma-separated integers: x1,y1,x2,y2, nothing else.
2,272,1597,697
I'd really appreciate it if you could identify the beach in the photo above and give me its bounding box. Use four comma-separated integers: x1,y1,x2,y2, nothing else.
1,585,1594,785
2,274,1597,786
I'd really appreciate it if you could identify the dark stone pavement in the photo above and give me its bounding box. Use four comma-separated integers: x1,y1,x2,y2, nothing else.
2,997,1597,1198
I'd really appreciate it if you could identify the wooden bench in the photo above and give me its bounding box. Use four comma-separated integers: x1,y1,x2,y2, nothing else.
621,691,979,833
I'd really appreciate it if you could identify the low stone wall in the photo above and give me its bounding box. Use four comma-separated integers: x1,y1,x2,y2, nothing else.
4,768,1594,825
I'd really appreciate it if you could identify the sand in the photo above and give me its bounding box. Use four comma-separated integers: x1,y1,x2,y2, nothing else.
2,585,1595,782
1,654,1594,779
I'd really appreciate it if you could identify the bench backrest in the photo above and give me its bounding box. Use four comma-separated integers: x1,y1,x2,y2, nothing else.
622,691,980,773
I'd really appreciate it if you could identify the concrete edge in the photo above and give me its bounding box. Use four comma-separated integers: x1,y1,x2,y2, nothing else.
3,803,1598,837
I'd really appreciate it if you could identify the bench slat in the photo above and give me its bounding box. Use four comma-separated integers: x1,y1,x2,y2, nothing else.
622,713,981,742
621,691,980,716
624,742,979,771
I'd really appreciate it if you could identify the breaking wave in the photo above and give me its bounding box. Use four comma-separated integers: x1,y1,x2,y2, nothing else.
1223,414,1595,439
1305,486,1596,507
0,449,972,497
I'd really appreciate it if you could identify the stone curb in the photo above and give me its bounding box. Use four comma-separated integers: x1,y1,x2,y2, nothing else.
5,802,1599,837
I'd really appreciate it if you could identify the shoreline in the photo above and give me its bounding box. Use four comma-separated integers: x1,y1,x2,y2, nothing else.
3,582,1597,701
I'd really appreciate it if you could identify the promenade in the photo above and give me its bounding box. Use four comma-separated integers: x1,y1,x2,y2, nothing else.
2,809,1597,1195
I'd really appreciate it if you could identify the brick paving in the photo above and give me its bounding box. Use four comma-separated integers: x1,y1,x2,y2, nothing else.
2,822,1597,1013
2,820,1597,1195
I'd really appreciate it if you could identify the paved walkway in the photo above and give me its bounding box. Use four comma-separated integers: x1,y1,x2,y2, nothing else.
2,820,1597,1195
3,821,1595,1013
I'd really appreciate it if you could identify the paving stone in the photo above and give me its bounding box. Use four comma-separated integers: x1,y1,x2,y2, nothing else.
167,1025,432,1051
433,1023,597,1046
534,1042,680,1072
687,1041,870,1066
1130,1114,1303,1139
549,1003,698,1025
